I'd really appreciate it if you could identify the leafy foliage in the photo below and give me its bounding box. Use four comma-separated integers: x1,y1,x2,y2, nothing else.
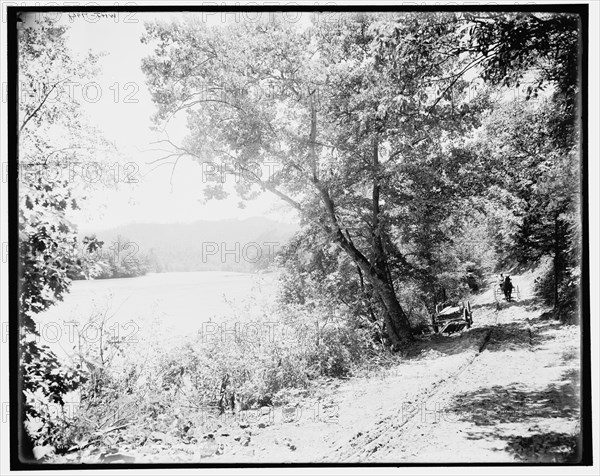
17,17,114,455
472,98,579,319
19,173,89,453
140,12,497,347
461,12,580,101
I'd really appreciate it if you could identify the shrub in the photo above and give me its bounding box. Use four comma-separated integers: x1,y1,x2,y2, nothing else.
534,260,580,323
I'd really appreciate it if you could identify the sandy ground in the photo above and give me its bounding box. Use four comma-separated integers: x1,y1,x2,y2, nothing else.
53,272,582,464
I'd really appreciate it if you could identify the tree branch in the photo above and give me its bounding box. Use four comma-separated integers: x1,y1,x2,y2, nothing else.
19,78,71,135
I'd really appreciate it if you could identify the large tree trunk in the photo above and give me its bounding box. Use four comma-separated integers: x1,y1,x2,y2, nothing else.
335,229,414,348
372,278,415,349
306,96,414,349
331,228,414,349
368,136,414,348
355,265,378,324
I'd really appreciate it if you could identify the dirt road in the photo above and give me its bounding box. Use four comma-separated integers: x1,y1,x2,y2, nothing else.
219,275,581,464
330,297,580,463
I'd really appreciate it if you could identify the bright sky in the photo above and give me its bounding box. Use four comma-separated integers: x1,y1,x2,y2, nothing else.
42,11,301,231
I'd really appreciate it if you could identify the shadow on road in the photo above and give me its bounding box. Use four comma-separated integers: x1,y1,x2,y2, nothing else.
445,368,581,462
409,321,535,358
411,307,572,358
407,327,491,359
502,431,581,462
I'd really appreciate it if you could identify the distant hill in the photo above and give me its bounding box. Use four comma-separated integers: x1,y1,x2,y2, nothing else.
86,217,299,273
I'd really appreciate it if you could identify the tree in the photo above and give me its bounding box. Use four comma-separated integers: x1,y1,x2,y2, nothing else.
474,97,580,316
277,223,382,337
141,12,488,348
93,235,150,279
17,17,110,458
463,11,581,318
460,12,580,104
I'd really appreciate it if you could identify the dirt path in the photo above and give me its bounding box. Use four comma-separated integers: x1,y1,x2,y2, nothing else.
216,274,581,464
331,298,580,463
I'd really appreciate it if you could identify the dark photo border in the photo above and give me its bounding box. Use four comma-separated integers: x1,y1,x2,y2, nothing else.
6,2,591,470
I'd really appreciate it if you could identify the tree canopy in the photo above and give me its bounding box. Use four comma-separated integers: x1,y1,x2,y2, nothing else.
141,11,582,346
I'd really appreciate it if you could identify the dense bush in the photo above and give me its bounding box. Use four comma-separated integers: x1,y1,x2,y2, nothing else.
34,291,374,455
534,259,580,323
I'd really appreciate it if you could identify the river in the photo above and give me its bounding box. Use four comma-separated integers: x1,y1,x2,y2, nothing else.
34,271,279,358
